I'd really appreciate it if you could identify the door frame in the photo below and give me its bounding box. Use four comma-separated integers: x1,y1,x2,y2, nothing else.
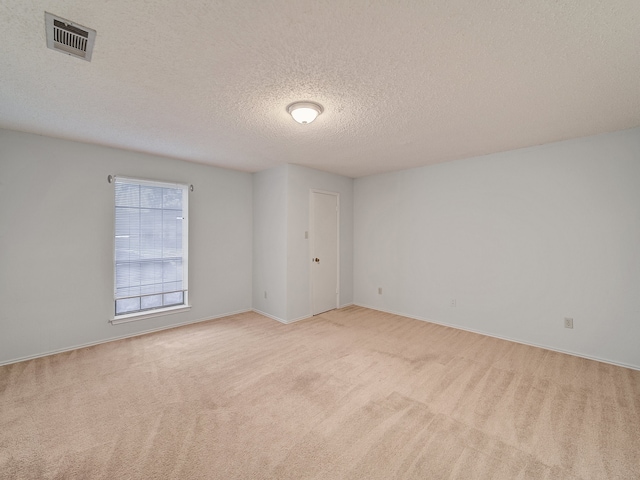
309,189,340,315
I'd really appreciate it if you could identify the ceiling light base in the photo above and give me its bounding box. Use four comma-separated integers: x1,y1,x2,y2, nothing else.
287,101,324,124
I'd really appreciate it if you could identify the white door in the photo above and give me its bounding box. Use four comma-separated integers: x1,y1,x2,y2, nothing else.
311,191,339,315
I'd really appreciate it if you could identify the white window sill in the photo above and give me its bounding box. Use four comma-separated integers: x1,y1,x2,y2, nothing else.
110,305,192,325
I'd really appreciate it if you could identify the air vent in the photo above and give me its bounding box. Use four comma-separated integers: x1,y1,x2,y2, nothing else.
45,12,96,61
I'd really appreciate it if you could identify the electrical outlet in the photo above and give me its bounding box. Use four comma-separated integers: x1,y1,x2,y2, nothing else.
378,287,382,295
450,299,456,307
564,317,573,329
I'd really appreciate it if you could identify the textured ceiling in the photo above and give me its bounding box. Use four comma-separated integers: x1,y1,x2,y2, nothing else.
1,1,639,178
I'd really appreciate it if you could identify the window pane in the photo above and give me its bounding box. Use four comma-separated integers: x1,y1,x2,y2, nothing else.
140,261,162,294
163,188,182,209
115,183,139,207
116,297,140,315
163,259,179,283
163,291,183,307
140,209,162,259
114,179,187,317
163,210,181,257
141,294,163,310
115,207,140,261
140,185,163,208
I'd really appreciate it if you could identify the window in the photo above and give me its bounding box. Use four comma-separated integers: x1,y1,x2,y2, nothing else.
113,177,189,320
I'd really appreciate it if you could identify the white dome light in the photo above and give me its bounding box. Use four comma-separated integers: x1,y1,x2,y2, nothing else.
287,101,324,124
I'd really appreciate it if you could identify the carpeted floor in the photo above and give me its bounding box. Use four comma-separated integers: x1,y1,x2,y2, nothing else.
1,306,639,479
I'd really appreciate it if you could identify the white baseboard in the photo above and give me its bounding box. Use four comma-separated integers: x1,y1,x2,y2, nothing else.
354,303,640,371
0,309,251,367
252,309,286,323
252,309,311,324
252,303,354,325
286,314,312,324
10,304,633,372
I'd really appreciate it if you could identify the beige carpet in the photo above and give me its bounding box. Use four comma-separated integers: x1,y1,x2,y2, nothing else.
1,306,639,479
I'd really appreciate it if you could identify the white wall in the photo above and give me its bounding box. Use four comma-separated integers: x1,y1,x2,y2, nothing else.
0,129,253,365
4,125,638,368
286,165,354,321
252,165,288,320
354,128,640,369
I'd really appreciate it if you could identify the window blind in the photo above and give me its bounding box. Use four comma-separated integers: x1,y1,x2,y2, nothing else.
114,177,189,316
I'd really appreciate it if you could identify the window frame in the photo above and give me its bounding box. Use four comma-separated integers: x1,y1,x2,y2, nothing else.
110,176,190,324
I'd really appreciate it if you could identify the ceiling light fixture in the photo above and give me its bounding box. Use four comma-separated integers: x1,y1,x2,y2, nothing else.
287,101,323,124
